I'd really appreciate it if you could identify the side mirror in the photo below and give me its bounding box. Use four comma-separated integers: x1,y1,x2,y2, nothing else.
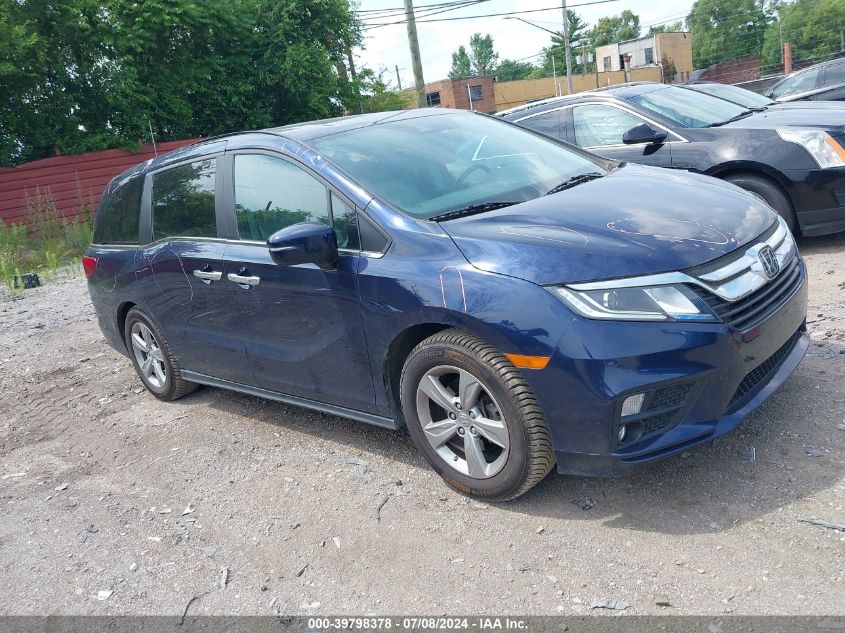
267,223,338,270
623,123,668,145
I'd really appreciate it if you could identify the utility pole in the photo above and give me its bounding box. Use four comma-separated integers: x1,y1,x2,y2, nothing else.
395,65,403,90
404,0,426,108
561,0,573,94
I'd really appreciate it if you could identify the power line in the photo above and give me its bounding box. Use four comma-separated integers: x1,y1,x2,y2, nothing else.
361,0,622,30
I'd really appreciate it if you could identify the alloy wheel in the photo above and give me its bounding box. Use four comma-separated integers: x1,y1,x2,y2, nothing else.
130,322,167,389
415,365,510,479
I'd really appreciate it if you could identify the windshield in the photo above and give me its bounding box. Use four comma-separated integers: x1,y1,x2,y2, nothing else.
689,83,775,108
626,85,748,127
309,112,605,220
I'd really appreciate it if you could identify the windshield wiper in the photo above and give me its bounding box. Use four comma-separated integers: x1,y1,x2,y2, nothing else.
708,109,755,127
545,172,603,196
429,201,518,222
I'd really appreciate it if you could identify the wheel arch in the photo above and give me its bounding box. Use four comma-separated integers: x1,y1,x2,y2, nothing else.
383,322,454,425
705,162,796,209
116,301,137,349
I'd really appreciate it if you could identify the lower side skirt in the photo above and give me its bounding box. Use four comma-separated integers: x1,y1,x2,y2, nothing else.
180,370,399,430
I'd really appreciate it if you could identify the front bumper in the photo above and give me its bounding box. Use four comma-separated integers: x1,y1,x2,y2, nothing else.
786,166,845,236
525,261,809,477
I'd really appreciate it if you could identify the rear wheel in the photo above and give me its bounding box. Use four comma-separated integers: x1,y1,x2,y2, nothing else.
124,307,197,401
400,329,555,501
724,172,797,232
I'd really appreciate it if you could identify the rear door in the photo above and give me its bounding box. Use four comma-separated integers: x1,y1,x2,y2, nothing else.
219,151,377,412
137,156,251,383
563,103,676,168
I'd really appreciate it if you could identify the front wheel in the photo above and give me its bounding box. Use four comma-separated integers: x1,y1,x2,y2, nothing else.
400,329,555,501
724,173,797,232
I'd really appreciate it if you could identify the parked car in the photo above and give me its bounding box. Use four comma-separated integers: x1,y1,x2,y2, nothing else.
765,57,845,103
499,82,845,236
682,81,845,111
85,109,808,500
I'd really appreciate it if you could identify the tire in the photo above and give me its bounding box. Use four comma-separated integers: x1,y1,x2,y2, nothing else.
399,329,555,501
124,307,198,401
724,172,797,232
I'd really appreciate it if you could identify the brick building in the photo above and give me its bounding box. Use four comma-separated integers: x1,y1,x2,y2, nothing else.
420,76,496,113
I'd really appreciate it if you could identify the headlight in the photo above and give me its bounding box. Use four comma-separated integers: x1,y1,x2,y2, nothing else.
777,129,845,169
548,284,713,321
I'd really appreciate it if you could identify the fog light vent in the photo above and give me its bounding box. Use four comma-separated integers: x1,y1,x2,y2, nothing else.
621,393,645,417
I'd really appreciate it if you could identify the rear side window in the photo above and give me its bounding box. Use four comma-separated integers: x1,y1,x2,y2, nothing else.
234,154,330,241
152,159,217,241
93,176,142,244
519,110,562,139
824,62,845,86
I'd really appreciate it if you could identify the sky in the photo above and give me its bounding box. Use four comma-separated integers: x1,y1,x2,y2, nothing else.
355,0,696,88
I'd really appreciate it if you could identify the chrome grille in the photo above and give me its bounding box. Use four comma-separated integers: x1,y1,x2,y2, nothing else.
692,255,803,331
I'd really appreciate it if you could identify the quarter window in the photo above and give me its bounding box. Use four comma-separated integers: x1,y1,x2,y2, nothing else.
330,192,361,251
152,159,216,241
234,154,330,242
572,105,648,147
93,175,142,244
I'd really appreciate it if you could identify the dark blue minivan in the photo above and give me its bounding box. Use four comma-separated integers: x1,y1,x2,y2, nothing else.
85,109,808,500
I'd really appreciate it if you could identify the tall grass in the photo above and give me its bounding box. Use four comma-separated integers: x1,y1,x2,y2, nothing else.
0,187,92,290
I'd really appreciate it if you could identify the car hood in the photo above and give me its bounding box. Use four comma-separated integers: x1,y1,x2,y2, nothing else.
439,164,776,286
721,107,845,132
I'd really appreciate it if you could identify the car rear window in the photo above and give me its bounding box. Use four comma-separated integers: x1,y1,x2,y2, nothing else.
93,176,143,245
152,159,217,241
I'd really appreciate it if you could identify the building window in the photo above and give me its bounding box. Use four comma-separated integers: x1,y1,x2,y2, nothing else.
644,47,654,65
468,84,483,100
425,91,441,107
603,56,612,72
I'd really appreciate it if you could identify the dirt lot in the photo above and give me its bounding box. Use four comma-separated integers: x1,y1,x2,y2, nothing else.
1,233,844,617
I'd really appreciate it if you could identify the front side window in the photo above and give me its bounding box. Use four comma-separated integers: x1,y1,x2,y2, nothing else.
152,159,216,241
93,175,142,244
234,154,329,242
572,105,647,147
771,68,821,98
310,111,605,220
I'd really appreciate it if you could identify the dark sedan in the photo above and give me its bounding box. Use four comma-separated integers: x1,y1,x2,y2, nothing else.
682,81,845,111
765,57,845,103
499,82,845,236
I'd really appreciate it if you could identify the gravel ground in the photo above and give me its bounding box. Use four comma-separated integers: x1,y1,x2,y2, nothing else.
0,234,844,617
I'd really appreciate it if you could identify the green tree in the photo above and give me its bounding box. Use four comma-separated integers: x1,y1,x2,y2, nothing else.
648,20,685,35
449,45,472,78
687,0,769,69
449,33,499,77
539,10,594,77
494,59,537,81
591,10,641,48
0,0,365,166
762,0,845,72
355,68,411,113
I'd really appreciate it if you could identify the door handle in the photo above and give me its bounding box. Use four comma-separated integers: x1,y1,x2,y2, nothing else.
193,269,223,282
227,273,261,287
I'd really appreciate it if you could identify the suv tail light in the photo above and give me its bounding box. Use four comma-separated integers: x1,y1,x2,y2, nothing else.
82,255,98,277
